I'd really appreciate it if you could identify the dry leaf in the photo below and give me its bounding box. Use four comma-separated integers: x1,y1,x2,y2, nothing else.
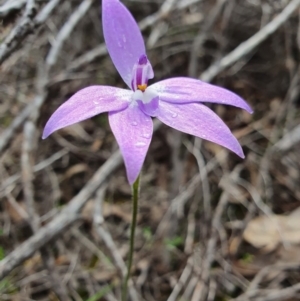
243,209,300,252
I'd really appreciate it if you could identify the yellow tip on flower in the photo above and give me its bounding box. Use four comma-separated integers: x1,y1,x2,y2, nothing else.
137,84,147,92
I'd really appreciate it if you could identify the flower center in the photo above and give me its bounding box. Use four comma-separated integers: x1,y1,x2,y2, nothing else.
137,84,147,92
132,86,159,117
131,54,154,91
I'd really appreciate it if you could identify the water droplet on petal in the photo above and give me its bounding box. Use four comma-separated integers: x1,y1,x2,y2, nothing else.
142,133,151,139
171,112,178,118
135,141,146,147
202,134,207,138
93,100,99,104
131,121,138,126
122,35,126,43
117,41,122,47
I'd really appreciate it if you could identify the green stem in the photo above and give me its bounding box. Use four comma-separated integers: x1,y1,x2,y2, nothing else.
122,175,140,301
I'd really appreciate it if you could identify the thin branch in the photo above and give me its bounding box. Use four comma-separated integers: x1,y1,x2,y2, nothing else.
21,121,39,232
0,149,68,195
0,0,60,64
0,0,27,17
21,120,72,300
0,101,34,153
167,256,194,301
196,192,230,301
188,0,227,77
200,0,300,81
46,0,95,67
0,150,122,280
0,0,94,153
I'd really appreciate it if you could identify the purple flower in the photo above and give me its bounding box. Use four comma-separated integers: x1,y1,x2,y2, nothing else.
43,0,252,184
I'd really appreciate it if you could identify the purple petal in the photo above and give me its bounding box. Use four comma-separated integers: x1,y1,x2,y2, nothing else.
131,54,154,91
109,106,153,184
43,86,131,139
137,97,159,117
102,0,146,88
156,101,244,158
151,77,253,113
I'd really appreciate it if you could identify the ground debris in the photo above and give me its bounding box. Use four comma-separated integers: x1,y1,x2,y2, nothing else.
1,0,300,300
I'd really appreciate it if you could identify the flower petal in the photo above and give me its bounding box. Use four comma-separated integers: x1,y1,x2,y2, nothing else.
137,97,159,117
43,86,131,139
109,106,153,184
156,101,244,158
131,54,154,91
151,77,253,113
102,0,146,88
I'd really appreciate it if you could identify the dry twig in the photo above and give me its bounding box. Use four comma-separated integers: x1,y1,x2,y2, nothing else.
0,150,122,280
201,0,300,81
0,0,60,64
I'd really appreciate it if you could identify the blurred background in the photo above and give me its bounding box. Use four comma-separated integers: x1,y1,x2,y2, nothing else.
0,0,300,300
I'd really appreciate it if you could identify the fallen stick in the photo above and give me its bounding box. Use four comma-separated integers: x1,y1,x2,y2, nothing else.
0,150,122,280
200,0,300,82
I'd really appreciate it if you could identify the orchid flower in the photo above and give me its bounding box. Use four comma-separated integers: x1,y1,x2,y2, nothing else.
43,0,252,185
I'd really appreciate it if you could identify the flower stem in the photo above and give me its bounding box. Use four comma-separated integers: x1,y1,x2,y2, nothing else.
122,175,140,301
